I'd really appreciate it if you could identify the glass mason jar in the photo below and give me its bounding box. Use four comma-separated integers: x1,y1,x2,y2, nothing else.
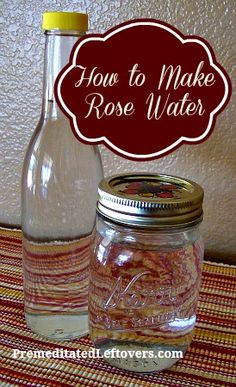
89,173,204,372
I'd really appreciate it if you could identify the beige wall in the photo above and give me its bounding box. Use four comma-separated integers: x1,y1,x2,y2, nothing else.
0,0,235,260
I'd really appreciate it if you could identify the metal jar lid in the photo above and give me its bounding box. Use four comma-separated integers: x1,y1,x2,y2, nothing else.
97,173,204,228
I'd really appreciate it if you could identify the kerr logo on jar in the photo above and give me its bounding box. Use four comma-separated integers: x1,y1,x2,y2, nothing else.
55,19,231,160
102,272,185,310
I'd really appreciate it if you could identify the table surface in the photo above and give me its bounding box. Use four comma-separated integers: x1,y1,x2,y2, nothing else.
0,227,235,387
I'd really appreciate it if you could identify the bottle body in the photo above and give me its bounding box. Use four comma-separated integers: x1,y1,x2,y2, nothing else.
89,216,204,372
22,119,103,340
21,21,103,340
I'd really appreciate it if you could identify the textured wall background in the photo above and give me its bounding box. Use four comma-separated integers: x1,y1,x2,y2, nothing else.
0,0,235,259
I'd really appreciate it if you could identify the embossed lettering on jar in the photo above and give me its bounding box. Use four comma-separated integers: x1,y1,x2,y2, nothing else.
89,173,204,372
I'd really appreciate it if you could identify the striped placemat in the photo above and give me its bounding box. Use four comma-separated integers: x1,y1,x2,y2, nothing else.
0,227,235,386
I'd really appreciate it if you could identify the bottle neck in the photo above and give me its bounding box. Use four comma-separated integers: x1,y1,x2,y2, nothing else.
42,30,84,120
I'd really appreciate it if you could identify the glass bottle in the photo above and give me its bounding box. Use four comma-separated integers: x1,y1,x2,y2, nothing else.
21,12,103,340
89,173,204,372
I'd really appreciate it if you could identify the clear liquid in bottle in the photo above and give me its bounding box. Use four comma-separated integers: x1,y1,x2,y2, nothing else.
23,235,91,340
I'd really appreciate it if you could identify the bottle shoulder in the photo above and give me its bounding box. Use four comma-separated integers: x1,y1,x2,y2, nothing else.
23,119,103,168
22,117,103,193
21,118,103,239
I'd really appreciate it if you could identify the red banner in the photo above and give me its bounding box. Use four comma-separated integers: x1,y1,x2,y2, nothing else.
55,19,231,160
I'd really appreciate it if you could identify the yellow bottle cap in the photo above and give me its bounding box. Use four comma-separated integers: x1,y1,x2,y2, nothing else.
42,11,88,32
